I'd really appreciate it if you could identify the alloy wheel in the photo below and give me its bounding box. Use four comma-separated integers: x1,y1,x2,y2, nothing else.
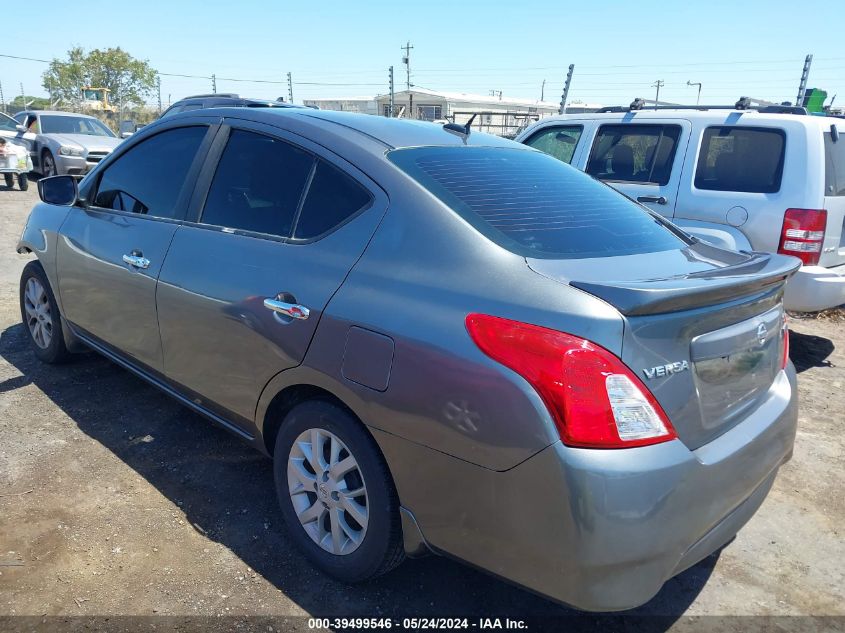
42,153,56,177
23,277,53,349
287,428,369,555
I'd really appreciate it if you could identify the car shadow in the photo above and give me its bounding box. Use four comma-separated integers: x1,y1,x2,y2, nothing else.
789,329,835,373
0,321,716,627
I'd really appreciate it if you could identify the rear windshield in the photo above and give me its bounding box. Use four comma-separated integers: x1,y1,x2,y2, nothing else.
388,147,687,259
694,126,785,193
824,130,845,197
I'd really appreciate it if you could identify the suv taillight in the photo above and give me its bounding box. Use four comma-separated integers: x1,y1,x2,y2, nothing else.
466,314,677,449
778,208,827,266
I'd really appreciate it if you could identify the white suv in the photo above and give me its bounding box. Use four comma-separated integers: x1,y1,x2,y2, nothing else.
517,105,845,311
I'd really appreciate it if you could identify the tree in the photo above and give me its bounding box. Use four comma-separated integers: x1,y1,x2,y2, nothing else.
42,47,157,109
10,95,52,111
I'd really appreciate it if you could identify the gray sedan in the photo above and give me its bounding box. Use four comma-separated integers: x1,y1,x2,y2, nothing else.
17,108,799,611
13,110,122,176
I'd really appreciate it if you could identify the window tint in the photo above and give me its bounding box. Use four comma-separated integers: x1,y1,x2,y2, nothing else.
160,105,182,118
523,125,583,164
586,124,681,185
0,114,18,132
294,160,372,239
824,130,845,197
388,147,686,259
93,126,207,218
201,129,313,237
40,115,114,137
694,126,785,193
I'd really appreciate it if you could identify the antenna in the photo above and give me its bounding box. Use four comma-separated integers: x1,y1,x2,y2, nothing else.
443,112,479,138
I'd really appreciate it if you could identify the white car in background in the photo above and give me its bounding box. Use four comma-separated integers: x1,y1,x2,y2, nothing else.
13,110,122,177
517,104,845,312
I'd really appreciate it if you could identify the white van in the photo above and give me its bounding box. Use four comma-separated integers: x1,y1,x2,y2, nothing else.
516,106,845,311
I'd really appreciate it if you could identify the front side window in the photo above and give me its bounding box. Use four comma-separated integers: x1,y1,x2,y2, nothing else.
824,130,845,197
39,115,115,137
586,124,681,185
388,147,687,259
523,125,583,164
694,126,785,194
201,129,313,237
93,126,207,218
0,114,18,132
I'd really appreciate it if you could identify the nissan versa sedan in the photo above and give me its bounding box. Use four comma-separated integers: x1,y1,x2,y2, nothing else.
17,108,799,611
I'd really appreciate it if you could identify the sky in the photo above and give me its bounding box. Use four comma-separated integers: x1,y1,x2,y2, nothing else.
1,0,843,110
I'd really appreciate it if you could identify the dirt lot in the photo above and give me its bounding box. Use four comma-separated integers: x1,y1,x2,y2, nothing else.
0,184,843,627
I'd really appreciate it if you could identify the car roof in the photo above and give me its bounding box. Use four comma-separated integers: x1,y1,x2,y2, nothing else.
16,110,99,118
538,109,842,129
170,106,522,151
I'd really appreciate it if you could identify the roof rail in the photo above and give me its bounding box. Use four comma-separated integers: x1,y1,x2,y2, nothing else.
595,96,810,115
182,93,240,99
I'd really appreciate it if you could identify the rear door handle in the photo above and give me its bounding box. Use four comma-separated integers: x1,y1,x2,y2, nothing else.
637,195,668,205
264,298,310,320
122,252,150,269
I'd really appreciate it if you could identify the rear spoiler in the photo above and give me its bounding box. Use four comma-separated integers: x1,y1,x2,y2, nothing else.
571,253,801,316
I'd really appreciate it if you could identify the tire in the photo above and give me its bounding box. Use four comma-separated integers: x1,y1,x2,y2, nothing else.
18,173,29,191
19,261,70,364
41,150,57,177
3,174,12,188
274,400,405,583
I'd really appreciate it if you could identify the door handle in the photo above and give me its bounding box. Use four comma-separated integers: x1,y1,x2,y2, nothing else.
264,298,310,320
637,195,668,205
122,252,150,269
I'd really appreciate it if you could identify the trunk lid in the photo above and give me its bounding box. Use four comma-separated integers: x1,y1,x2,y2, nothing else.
528,241,799,449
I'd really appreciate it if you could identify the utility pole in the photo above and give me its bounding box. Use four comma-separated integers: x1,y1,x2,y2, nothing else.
687,80,702,105
401,41,413,90
652,80,665,108
156,76,162,115
20,82,25,101
0,80,5,114
287,72,294,104
796,54,813,106
388,66,395,117
541,79,546,102
558,64,574,114
211,74,217,94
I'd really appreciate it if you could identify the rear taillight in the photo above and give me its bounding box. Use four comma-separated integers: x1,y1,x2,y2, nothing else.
466,314,677,449
778,208,827,266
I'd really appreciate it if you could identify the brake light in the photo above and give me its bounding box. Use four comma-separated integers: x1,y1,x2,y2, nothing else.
778,209,827,266
465,314,677,449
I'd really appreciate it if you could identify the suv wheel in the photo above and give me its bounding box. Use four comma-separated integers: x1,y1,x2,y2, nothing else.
19,261,70,363
274,400,405,582
41,150,57,177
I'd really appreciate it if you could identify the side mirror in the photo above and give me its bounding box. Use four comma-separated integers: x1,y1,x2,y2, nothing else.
38,175,78,206
832,125,840,143
15,125,26,133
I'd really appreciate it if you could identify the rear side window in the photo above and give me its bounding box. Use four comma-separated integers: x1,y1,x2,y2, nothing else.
695,126,785,193
93,126,207,219
201,129,314,237
824,131,845,197
586,124,681,185
388,147,686,259
522,125,583,164
293,161,372,240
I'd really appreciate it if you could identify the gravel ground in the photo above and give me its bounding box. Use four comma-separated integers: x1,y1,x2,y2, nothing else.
0,185,843,628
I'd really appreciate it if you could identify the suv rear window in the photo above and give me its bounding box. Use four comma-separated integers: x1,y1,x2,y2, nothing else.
388,147,687,259
586,124,681,185
824,130,845,197
695,126,785,193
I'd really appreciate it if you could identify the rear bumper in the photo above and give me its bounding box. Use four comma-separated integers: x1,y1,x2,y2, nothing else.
784,263,845,311
379,367,798,612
